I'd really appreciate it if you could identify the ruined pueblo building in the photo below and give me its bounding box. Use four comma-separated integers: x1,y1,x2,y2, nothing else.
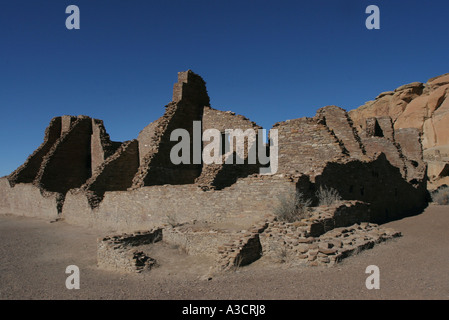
2,70,446,271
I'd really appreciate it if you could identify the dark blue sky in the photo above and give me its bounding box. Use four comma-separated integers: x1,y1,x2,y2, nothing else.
1,0,448,176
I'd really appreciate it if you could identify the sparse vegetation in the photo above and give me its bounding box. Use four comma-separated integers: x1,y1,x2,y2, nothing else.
274,190,312,222
431,186,449,205
316,186,342,206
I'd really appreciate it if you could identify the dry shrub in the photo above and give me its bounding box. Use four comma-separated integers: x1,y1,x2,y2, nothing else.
432,186,449,205
274,191,312,222
316,186,342,206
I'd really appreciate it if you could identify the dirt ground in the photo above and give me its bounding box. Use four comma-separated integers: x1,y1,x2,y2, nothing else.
0,204,448,300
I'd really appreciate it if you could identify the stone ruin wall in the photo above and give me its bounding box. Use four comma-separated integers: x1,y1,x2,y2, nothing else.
80,139,140,208
141,99,203,185
195,106,264,190
3,114,124,216
274,117,346,177
0,70,438,273
0,178,59,220
35,116,93,194
91,118,122,173
136,120,158,166
315,106,366,160
0,70,432,235
97,228,162,273
7,116,63,187
62,175,296,233
96,201,402,272
273,104,427,223
132,71,209,188
312,155,427,223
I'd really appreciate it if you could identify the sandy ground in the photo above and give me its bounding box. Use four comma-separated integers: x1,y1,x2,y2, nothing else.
0,205,448,300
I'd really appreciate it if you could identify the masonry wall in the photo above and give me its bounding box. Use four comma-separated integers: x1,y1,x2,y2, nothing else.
196,106,264,189
134,100,204,187
7,117,62,186
35,116,93,194
0,177,59,220
315,106,366,160
132,71,209,188
81,139,140,207
163,227,237,257
91,119,122,174
63,175,296,233
312,154,428,223
359,121,427,184
137,120,158,165
173,70,210,107
1,70,432,232
361,135,407,177
274,117,345,176
394,128,423,161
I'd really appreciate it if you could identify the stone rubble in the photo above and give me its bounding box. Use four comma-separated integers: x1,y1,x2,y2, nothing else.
96,203,401,273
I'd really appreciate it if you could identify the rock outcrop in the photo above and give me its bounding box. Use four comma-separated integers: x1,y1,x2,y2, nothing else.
349,73,449,190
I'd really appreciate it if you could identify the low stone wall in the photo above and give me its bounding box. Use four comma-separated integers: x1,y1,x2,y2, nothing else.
216,221,269,271
62,175,296,233
163,226,237,257
307,201,371,237
260,222,401,267
97,229,162,273
0,178,59,220
94,200,401,273
259,201,400,266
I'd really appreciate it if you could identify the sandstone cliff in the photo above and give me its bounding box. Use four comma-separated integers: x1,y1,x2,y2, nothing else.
349,73,449,190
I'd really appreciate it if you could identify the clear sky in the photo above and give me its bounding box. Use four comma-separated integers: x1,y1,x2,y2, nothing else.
1,0,448,177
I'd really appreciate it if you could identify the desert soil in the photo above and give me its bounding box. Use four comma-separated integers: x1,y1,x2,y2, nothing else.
0,205,448,300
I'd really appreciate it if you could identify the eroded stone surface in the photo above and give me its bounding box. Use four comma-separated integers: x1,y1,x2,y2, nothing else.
350,73,449,190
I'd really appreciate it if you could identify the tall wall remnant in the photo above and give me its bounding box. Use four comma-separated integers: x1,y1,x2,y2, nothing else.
0,70,434,231
132,70,209,188
195,106,264,190
80,139,140,208
273,104,428,223
3,114,121,214
7,116,63,187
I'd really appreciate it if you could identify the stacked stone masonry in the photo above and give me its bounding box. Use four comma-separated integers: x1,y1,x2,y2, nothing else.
97,229,162,273
1,70,440,271
96,201,402,272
